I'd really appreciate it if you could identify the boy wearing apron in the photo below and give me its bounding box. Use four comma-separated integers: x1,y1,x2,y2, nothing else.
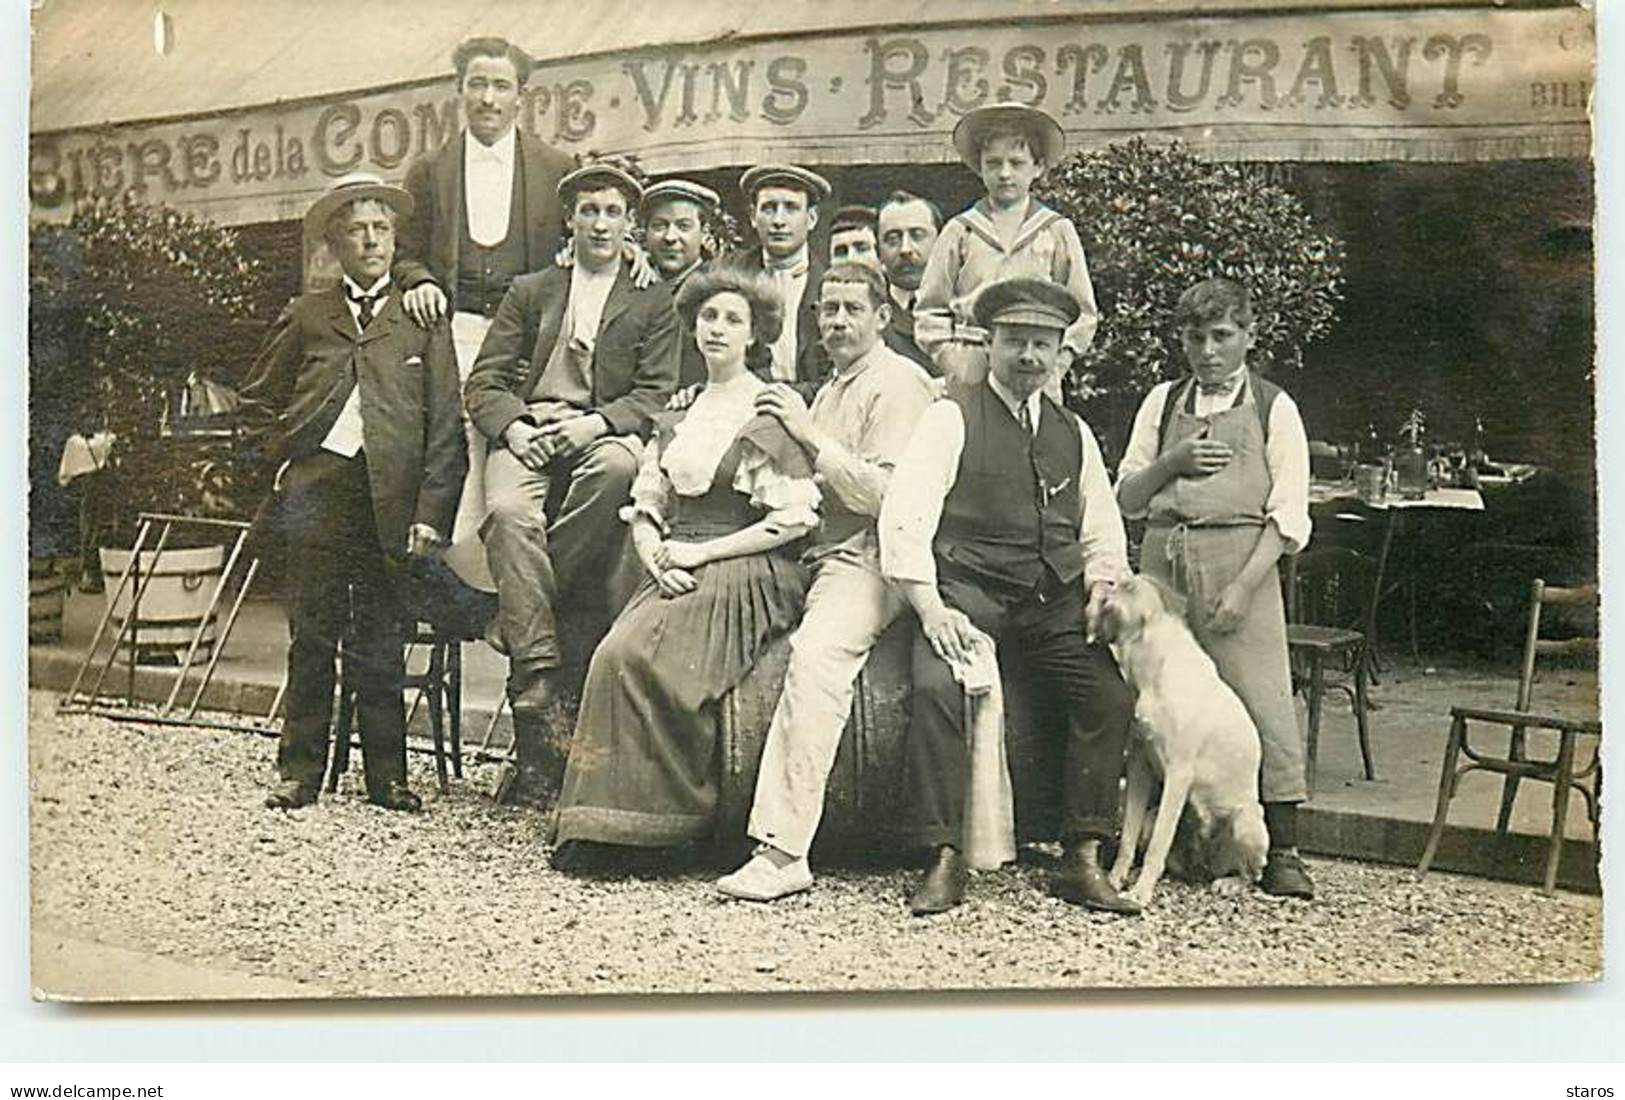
1115,278,1316,899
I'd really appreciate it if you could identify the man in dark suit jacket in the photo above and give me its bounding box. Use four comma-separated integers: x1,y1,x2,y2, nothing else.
240,174,467,813
876,190,944,375
724,164,833,392
392,37,575,592
394,37,574,329
642,177,722,389
465,163,680,802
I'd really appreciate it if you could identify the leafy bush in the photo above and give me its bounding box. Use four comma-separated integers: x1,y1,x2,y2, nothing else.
29,196,272,542
1036,139,1344,451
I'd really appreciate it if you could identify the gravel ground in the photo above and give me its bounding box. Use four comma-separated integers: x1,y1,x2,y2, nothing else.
29,691,1602,1000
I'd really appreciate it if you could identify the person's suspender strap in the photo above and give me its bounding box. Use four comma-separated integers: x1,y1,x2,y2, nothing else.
1155,371,1281,452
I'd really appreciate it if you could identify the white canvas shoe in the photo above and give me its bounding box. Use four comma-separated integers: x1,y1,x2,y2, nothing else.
715,849,813,901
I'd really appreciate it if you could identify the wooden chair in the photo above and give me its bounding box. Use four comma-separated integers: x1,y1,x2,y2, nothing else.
326,620,465,795
1284,546,1376,788
1418,579,1600,893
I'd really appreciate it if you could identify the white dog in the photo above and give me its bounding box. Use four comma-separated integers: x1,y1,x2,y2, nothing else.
1093,573,1270,908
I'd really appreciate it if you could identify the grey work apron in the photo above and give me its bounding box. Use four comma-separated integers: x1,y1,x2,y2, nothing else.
1140,378,1307,803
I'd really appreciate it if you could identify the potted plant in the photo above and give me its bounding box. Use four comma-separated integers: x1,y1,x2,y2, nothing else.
29,196,273,662
1035,138,1345,458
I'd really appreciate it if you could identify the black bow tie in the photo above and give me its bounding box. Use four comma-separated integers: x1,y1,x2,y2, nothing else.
346,285,387,327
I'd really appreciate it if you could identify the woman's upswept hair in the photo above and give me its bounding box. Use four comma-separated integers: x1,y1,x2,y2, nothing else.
675,261,785,371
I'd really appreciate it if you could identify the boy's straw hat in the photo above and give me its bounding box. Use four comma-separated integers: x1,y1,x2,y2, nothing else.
952,103,1065,169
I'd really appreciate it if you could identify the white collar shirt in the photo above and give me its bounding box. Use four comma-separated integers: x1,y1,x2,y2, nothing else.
763,246,809,382
321,274,392,457
565,262,618,351
464,127,517,247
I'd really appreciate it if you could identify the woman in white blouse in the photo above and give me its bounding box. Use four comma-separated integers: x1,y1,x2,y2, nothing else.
551,265,821,860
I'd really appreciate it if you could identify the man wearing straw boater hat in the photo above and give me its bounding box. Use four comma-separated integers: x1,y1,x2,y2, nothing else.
241,172,467,814
465,161,680,804
880,275,1136,916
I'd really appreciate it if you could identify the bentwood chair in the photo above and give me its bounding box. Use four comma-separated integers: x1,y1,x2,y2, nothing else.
1284,546,1377,788
326,560,496,795
1418,579,1600,893
327,621,466,795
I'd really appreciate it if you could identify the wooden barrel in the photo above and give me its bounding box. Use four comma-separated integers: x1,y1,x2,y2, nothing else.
98,544,224,664
27,559,66,642
716,617,1065,864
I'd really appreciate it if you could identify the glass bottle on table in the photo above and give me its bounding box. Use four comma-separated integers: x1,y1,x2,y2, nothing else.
1395,410,1428,500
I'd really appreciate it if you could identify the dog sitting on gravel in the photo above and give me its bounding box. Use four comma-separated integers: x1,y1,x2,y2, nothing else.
1092,572,1270,909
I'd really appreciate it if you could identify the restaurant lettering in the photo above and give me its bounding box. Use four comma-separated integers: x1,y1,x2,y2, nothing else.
28,8,1591,227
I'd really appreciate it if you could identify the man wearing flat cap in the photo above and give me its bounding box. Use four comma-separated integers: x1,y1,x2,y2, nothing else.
465,162,680,803
727,163,834,390
879,275,1138,916
642,178,722,388
241,173,467,814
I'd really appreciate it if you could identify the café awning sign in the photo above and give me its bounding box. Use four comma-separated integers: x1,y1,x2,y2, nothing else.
29,5,1593,228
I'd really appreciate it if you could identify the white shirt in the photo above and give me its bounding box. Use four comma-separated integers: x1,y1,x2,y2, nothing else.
763,247,809,382
1116,374,1313,552
888,284,915,314
879,372,1129,591
320,274,391,458
565,261,618,351
463,127,516,247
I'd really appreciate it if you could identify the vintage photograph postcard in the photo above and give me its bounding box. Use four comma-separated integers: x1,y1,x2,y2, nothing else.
26,0,1599,1001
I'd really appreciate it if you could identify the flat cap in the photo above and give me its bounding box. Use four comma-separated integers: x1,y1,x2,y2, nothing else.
971,276,1081,331
557,162,644,204
641,178,721,214
952,103,1065,169
739,163,833,204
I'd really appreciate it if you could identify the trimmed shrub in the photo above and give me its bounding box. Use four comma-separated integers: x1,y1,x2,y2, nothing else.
1036,138,1344,454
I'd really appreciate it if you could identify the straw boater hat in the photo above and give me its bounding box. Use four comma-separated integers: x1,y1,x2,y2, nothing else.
739,163,833,204
952,103,1065,170
557,162,645,205
641,178,722,215
972,276,1081,331
304,172,414,236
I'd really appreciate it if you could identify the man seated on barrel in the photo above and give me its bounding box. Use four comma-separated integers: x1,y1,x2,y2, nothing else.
465,162,680,804
879,276,1139,916
714,262,937,902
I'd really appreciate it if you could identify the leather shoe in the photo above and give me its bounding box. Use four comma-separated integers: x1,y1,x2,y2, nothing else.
265,779,318,811
909,846,967,915
716,847,814,902
1051,847,1142,915
1260,851,1315,899
368,781,422,813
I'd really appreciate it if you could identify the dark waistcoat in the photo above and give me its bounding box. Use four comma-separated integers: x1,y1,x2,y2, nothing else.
455,156,531,317
934,381,1084,591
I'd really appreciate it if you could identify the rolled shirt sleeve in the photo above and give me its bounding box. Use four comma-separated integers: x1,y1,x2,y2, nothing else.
1112,379,1312,552
880,396,1129,590
878,400,965,586
1076,414,1130,588
1264,391,1313,553
1114,381,1175,520
809,355,937,518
